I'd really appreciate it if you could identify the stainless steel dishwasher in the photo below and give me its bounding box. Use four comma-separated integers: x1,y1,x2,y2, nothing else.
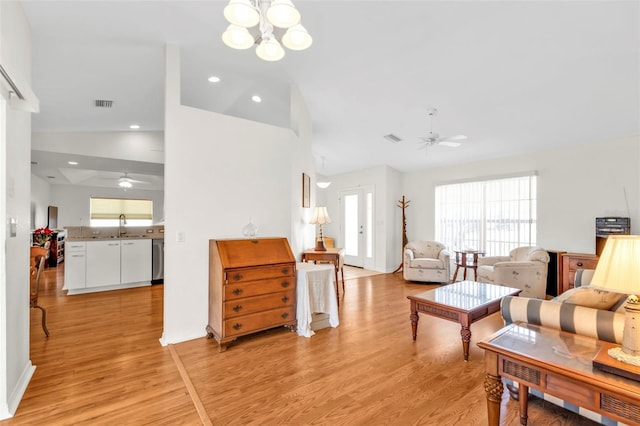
151,239,164,284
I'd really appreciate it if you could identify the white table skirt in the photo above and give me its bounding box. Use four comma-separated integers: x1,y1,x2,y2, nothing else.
296,262,339,337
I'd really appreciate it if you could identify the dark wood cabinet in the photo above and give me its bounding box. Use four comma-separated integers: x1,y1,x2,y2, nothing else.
560,252,599,294
207,238,296,351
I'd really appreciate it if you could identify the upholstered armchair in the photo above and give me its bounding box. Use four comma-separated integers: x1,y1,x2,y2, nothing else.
477,246,550,299
403,241,451,284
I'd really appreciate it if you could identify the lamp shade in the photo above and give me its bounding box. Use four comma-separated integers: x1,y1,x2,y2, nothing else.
256,38,285,61
221,24,255,50
266,0,300,28
224,0,260,27
282,24,312,50
309,206,331,225
590,235,640,294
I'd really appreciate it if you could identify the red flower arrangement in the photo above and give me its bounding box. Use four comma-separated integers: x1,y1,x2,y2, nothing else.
33,227,53,245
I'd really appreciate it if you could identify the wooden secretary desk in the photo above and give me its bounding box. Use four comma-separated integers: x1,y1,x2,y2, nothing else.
207,238,297,351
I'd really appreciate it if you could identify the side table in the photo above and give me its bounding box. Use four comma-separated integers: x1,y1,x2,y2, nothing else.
452,250,484,281
301,248,345,306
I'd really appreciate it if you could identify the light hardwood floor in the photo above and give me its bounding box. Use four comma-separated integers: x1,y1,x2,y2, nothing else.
2,264,598,425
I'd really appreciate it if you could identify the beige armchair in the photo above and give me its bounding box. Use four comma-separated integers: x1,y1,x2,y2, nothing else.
477,246,550,299
403,241,450,284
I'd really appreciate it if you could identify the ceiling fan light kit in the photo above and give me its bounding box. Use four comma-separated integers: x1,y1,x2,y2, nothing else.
221,0,312,61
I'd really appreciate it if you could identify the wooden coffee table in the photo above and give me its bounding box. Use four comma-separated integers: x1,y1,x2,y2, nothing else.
407,280,521,361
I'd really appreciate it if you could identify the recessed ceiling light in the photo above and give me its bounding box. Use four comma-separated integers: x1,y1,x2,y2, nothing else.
68,161,78,165
208,76,221,83
252,95,262,103
129,124,140,129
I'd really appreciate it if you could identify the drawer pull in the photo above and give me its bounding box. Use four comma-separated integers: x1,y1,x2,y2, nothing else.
281,312,289,319
232,304,242,312
577,262,583,266
281,296,289,303
281,281,290,288
232,288,243,296
232,273,243,281
282,267,290,274
232,323,242,330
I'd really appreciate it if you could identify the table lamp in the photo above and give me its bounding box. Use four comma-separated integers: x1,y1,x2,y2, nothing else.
309,206,331,251
590,235,640,367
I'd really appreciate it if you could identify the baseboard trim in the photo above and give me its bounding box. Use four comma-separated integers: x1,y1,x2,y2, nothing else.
0,361,36,420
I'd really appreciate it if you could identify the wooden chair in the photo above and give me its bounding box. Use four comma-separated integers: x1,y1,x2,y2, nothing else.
30,255,49,337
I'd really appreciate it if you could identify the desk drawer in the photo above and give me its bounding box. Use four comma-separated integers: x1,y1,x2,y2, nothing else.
224,307,296,337
224,290,295,318
225,277,295,300
226,265,294,283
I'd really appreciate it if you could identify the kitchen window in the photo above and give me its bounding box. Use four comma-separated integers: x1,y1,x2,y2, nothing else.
90,197,153,227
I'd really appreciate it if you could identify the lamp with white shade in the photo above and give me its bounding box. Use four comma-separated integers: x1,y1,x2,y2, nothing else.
309,206,331,251
590,235,640,371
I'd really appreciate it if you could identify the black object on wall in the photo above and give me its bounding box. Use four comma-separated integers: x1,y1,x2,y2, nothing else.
47,205,58,230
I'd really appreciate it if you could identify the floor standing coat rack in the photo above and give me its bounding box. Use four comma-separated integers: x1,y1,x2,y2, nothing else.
393,196,410,273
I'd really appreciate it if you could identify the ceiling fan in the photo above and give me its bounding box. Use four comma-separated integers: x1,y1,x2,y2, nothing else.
418,108,467,150
103,172,150,188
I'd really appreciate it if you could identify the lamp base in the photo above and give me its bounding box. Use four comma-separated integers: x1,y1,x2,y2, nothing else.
314,238,327,251
593,342,640,382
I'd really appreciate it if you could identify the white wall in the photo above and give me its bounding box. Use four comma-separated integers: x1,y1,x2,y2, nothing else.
0,1,36,419
402,137,640,254
30,174,50,230
322,165,402,273
161,45,314,344
32,131,164,164
49,185,164,228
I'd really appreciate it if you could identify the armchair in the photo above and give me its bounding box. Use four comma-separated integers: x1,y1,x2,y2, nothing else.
403,241,450,284
477,246,550,299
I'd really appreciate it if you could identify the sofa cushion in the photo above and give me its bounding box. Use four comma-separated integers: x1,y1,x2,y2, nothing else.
554,286,626,311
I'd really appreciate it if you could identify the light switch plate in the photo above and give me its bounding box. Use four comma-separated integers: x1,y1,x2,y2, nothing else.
9,218,16,237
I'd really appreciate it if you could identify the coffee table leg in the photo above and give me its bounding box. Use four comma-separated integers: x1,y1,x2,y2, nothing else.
461,325,471,361
410,300,419,341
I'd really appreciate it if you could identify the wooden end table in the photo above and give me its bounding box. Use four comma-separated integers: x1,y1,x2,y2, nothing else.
407,281,521,361
452,250,484,282
301,248,345,306
478,323,640,425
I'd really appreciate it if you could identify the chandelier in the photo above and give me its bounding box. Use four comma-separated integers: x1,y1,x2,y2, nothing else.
221,0,312,61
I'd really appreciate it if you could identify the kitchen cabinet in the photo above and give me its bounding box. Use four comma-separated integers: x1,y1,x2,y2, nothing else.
86,240,121,288
64,241,86,289
121,239,152,284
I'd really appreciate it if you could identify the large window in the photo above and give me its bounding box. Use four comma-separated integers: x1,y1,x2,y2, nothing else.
435,174,537,256
90,197,153,227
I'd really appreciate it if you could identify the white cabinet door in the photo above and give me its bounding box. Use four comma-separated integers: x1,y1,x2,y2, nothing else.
120,239,152,284
86,240,121,288
64,242,86,289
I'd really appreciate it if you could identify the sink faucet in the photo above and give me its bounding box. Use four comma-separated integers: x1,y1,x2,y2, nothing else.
118,214,127,238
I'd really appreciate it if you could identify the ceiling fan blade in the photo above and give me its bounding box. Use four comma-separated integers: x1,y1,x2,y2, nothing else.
438,141,462,148
442,134,468,142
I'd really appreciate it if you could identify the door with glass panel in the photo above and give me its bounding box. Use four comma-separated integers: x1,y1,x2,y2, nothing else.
341,187,374,268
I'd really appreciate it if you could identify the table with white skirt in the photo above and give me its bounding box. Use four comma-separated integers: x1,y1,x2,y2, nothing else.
296,262,339,337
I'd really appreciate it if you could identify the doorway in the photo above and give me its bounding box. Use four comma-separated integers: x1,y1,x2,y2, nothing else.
341,186,374,269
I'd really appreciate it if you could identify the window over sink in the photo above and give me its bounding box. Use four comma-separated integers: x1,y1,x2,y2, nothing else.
90,197,153,227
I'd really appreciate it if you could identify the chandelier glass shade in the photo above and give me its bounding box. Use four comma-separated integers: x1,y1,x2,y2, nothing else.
221,0,312,61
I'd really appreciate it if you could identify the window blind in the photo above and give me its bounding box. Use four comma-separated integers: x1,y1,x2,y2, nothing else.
90,198,153,220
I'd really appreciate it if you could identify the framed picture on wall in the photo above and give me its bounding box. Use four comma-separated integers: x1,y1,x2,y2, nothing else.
302,173,310,208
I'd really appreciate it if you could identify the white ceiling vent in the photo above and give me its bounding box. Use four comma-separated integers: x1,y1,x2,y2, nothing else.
94,99,113,108
384,133,402,143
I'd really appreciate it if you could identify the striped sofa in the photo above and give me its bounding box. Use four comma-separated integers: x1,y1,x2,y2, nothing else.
499,270,628,425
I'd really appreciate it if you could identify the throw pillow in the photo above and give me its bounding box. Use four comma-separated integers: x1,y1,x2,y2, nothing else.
558,286,626,310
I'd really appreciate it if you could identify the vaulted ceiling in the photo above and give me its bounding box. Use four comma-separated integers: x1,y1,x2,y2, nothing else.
24,1,639,187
